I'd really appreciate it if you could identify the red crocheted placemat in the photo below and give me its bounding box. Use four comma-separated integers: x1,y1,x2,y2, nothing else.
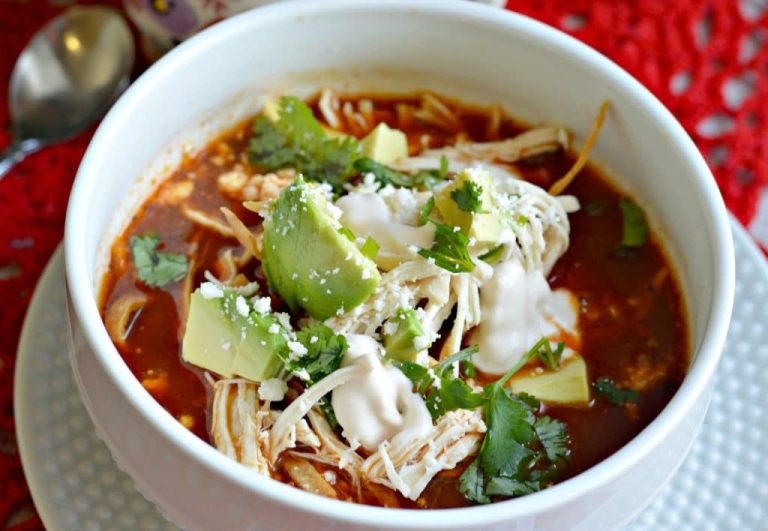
0,1,765,528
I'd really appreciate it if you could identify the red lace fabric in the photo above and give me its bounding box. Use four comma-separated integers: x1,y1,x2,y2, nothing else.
0,1,765,528
508,0,768,251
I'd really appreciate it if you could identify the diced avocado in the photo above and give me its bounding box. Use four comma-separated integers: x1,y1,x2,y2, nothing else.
230,311,287,382
182,290,238,377
262,177,380,320
360,123,408,164
509,356,590,404
435,168,501,245
182,289,285,381
383,308,429,361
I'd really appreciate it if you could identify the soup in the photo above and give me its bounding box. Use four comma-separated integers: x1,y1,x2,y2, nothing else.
100,91,688,508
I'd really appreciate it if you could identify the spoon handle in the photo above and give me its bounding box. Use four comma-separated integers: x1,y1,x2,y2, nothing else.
0,138,44,181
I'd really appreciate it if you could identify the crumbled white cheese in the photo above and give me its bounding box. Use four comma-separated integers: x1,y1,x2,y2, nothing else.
323,470,337,485
252,297,271,315
235,296,249,317
200,282,224,299
258,378,288,402
413,335,430,351
287,341,308,359
382,321,398,336
310,336,319,344
268,324,280,335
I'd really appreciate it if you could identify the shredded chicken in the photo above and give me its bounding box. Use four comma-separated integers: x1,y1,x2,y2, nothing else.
393,125,569,177
361,409,486,500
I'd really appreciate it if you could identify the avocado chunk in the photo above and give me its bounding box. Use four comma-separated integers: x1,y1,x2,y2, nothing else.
435,168,501,246
361,123,408,164
182,288,285,381
262,177,380,320
509,356,590,404
383,308,429,361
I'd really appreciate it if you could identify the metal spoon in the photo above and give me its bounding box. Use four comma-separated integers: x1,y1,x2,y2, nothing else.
0,6,134,179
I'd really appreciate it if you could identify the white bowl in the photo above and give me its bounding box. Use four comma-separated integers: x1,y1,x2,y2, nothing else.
64,1,735,529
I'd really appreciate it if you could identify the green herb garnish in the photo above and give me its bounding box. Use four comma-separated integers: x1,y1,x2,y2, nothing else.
593,378,640,405
395,346,484,420
360,236,380,259
457,339,571,504
450,180,485,213
279,323,349,385
418,222,475,273
130,233,188,288
478,244,506,265
353,155,448,190
618,198,649,248
248,96,359,191
419,196,436,226
278,323,349,430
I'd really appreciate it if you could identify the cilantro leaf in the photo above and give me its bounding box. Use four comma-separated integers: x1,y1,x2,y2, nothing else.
130,233,188,287
459,460,490,504
280,323,349,385
593,378,640,405
418,222,475,273
458,338,572,504
278,323,348,430
248,96,359,191
450,180,484,213
619,198,649,248
353,156,448,190
479,389,535,478
533,416,569,461
395,345,484,420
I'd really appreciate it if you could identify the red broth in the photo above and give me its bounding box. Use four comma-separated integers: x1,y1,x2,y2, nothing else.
99,93,688,508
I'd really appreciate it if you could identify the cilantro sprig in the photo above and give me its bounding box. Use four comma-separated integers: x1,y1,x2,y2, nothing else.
618,198,649,248
451,180,485,213
354,156,448,190
277,323,349,429
593,378,640,405
130,233,188,288
418,222,475,273
279,323,348,385
248,96,360,191
395,346,484,420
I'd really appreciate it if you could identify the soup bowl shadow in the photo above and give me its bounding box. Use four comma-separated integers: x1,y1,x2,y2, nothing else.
64,1,734,529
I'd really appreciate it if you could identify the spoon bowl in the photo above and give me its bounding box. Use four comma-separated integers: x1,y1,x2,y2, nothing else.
0,6,134,178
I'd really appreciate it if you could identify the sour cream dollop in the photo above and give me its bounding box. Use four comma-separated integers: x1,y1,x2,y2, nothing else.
331,334,432,451
472,259,579,375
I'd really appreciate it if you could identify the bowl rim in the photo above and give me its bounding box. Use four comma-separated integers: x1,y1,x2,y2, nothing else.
65,0,735,527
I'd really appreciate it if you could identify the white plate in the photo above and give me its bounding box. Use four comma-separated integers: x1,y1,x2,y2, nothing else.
15,219,767,530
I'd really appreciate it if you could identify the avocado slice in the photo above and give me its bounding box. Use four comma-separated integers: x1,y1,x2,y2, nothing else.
435,168,501,246
360,123,408,164
383,308,429,361
182,288,286,381
262,177,380,319
508,356,590,404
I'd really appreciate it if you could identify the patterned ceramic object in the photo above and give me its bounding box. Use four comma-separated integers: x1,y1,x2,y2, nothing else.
14,219,765,530
124,0,281,60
